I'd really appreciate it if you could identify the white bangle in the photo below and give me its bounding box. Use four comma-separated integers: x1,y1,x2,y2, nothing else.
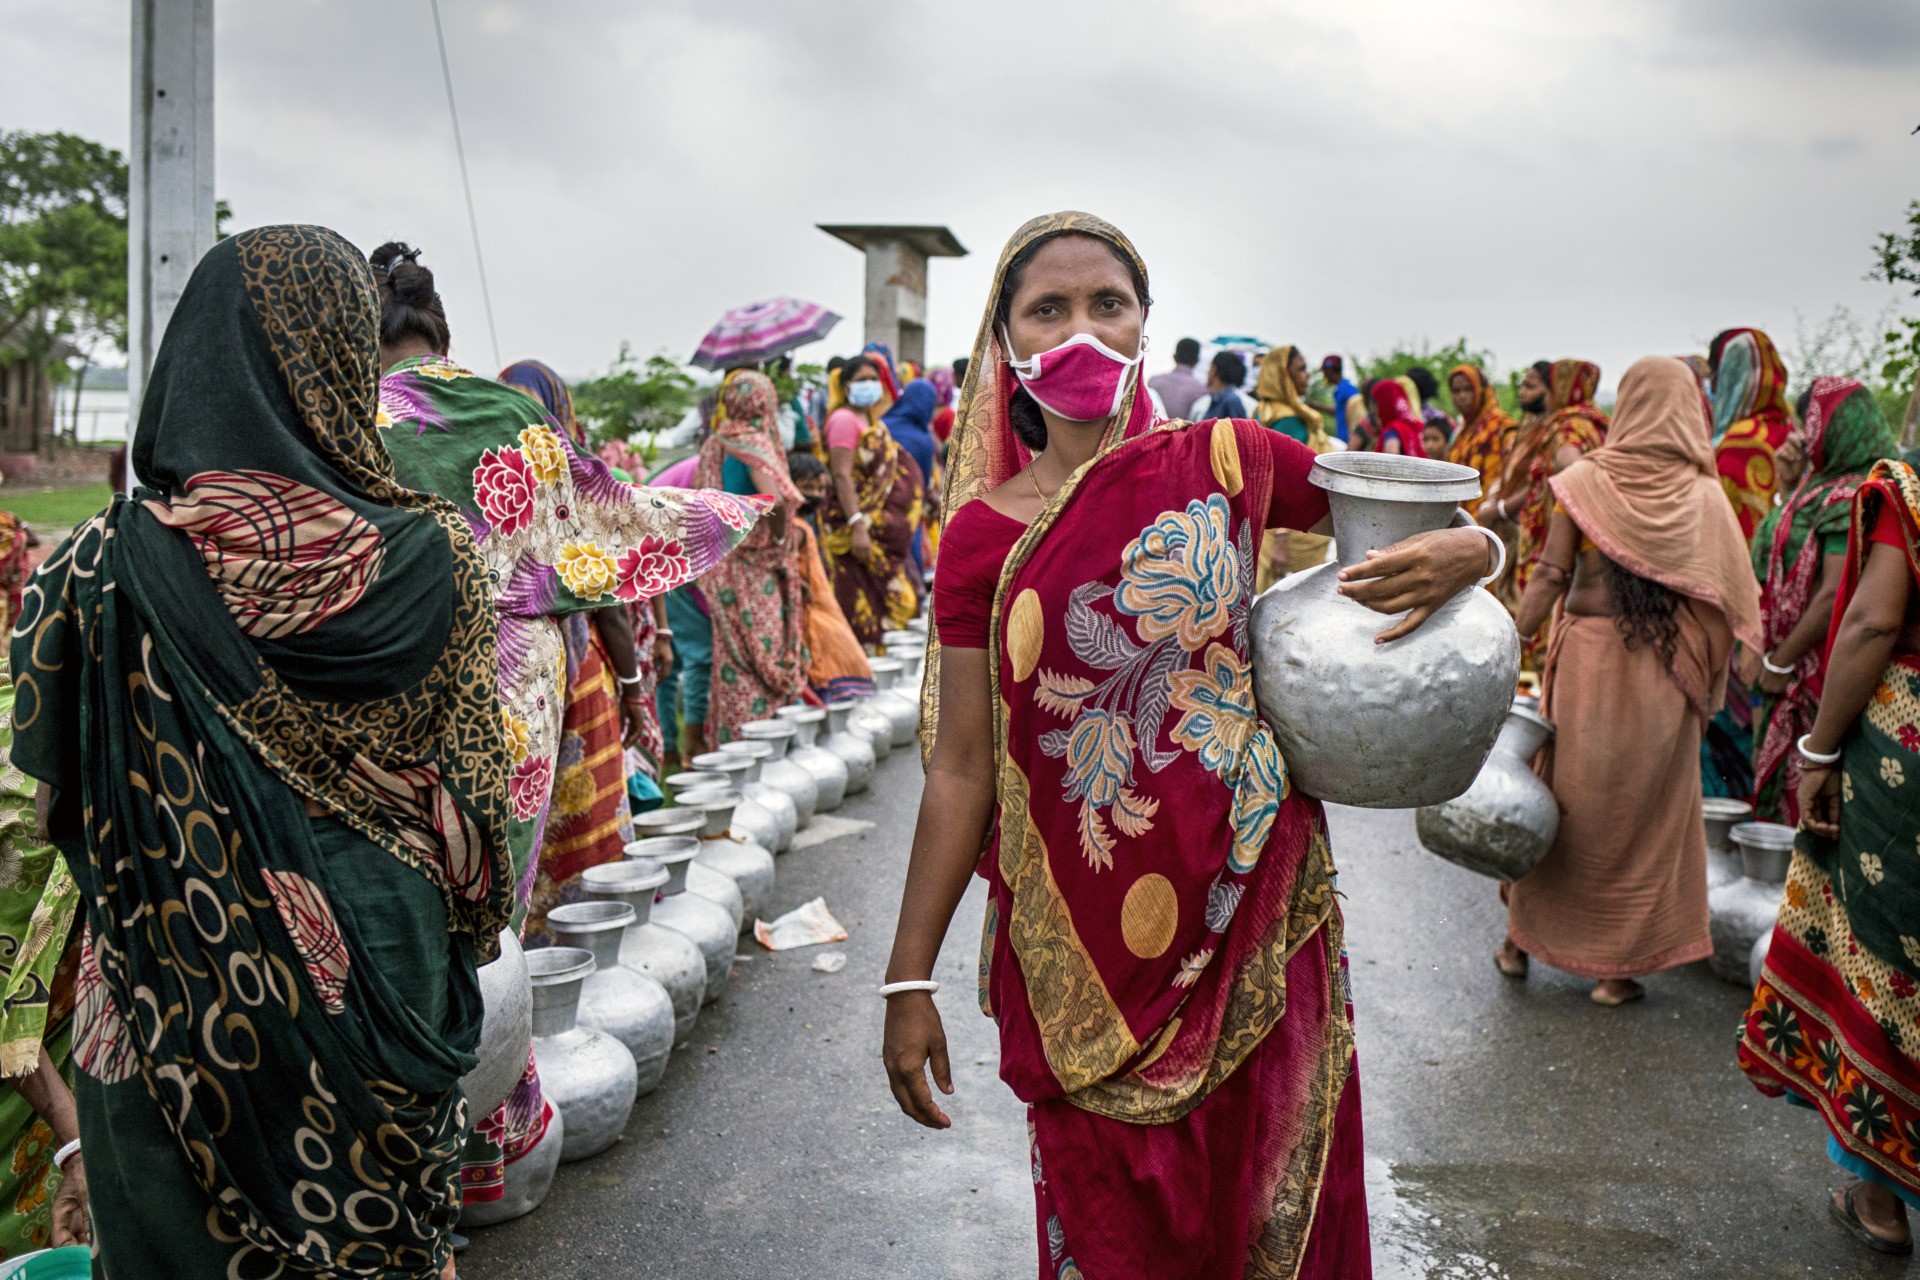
877,980,939,998
1761,652,1795,676
1796,734,1842,766
847,512,871,529
615,671,644,687
1456,522,1507,587
52,1139,80,1171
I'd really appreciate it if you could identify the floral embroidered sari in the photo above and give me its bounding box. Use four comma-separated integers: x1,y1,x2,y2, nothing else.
1712,327,1793,543
926,212,1367,1280
1741,460,1920,1205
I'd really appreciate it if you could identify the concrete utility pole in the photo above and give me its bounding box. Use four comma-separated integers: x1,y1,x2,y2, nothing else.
128,0,216,430
816,225,967,368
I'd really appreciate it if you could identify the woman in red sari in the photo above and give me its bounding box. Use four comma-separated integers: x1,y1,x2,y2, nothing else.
1369,378,1427,457
1710,327,1793,543
880,212,1496,1278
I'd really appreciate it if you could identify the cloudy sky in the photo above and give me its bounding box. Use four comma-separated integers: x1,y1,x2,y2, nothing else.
5,0,1917,392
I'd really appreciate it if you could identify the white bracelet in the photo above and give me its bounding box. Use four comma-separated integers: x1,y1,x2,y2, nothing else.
52,1139,80,1171
1457,522,1507,587
877,980,939,998
1796,734,1842,766
1760,652,1795,676
848,512,871,529
615,671,644,687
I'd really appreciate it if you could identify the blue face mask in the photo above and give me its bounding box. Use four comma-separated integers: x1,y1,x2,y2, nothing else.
847,380,884,408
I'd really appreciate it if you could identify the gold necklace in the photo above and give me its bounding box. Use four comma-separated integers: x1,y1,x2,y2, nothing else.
1028,462,1054,503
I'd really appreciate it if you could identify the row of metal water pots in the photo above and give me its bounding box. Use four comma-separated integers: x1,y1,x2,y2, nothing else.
453,645,925,1230
1413,696,1796,990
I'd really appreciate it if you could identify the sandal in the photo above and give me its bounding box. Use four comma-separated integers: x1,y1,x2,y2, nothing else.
1494,941,1528,979
1830,1183,1914,1256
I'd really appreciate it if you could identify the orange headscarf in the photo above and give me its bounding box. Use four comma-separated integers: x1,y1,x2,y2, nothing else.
1445,364,1514,516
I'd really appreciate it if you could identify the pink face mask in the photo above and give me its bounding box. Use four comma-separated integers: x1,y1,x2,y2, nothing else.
1004,330,1146,423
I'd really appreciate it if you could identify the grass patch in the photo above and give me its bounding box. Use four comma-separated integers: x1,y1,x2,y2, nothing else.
2,483,113,527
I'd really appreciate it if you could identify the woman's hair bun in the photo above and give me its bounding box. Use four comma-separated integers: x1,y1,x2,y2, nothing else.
368,240,451,352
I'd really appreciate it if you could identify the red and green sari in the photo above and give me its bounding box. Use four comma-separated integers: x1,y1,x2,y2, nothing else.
1711,327,1793,544
1741,460,1920,1206
928,212,1367,1279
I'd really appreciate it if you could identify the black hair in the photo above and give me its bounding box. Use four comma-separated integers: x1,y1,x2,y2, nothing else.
826,356,846,373
1405,366,1440,401
1211,351,1246,388
1707,329,1737,374
1530,360,1554,381
952,356,969,380
1174,337,1201,366
787,450,825,481
1795,385,1813,419
841,354,878,385
368,241,450,352
1605,558,1681,676
995,231,1152,453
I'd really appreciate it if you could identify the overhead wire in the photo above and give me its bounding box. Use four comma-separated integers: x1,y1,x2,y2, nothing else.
429,0,501,370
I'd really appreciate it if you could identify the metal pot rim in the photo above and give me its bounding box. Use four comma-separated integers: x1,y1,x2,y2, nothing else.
869,657,905,673
632,807,706,836
1310,452,1481,502
741,719,797,737
778,705,827,722
548,901,635,932
623,837,699,865
1701,797,1755,819
688,753,752,773
526,946,595,985
718,740,773,758
677,786,741,810
1729,821,1796,851
584,859,668,892
1506,704,1555,736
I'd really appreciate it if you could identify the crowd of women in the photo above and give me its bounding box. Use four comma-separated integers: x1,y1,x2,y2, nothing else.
0,206,1907,1277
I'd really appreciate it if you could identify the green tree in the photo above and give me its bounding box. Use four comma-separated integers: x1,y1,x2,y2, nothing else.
0,130,129,449
1870,199,1920,440
571,343,700,453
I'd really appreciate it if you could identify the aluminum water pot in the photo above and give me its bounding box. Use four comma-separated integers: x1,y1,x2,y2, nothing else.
706,742,798,850
580,858,705,1045
627,828,739,1003
459,1106,563,1228
527,947,637,1163
675,786,777,928
459,929,531,1120
1702,796,1753,889
688,751,789,853
812,702,875,795
1249,453,1519,807
867,657,919,748
845,694,893,761
774,705,852,809
1414,704,1558,881
1707,823,1793,985
546,901,676,1096
743,717,839,814
730,722,821,825
663,770,727,804
633,808,742,930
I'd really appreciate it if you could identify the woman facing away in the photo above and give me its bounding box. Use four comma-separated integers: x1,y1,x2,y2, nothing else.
12,225,524,1278
1368,378,1428,457
1501,357,1762,1005
1741,456,1920,1256
1741,378,1896,825
817,354,926,647
880,212,1497,1279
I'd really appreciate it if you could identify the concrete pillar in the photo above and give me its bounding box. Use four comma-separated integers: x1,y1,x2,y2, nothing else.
817,225,967,370
128,0,216,428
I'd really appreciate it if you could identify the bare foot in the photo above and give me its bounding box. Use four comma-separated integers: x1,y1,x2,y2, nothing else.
1591,978,1644,1006
1494,939,1528,978
1832,1182,1913,1254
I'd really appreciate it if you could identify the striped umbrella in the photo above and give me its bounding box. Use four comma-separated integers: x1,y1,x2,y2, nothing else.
691,298,842,371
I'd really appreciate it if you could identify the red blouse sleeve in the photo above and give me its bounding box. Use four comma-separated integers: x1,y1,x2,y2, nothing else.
933,500,1024,648
1260,430,1330,531
1871,499,1906,550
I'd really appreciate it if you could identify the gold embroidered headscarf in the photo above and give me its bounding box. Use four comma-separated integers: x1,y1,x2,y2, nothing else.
1253,344,1329,450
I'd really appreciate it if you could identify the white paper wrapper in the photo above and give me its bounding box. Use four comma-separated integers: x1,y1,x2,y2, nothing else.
753,897,849,950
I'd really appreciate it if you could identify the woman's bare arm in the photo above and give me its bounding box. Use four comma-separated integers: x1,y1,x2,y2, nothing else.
1515,509,1578,639
1757,551,1846,690
828,445,871,556
1799,542,1908,836
882,645,998,1130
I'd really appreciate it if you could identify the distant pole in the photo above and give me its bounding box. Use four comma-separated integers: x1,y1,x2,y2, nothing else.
430,0,501,371
128,0,215,457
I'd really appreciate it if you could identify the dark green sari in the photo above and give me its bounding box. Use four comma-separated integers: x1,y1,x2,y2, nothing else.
11,227,511,1278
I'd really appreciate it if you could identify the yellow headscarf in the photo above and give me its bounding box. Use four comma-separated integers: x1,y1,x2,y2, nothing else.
1253,344,1331,452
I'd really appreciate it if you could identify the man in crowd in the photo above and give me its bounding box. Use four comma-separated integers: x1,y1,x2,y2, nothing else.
1148,337,1206,420
1196,350,1250,420
1321,353,1359,442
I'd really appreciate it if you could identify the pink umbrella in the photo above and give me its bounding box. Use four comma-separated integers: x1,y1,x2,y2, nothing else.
691,298,841,371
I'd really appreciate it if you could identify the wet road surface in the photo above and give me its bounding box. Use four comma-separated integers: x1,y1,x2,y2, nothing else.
462,756,1903,1279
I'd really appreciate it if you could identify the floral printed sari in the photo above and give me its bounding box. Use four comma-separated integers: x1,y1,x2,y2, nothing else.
1741,460,1920,1206
819,413,925,646
927,212,1366,1280
1445,364,1514,520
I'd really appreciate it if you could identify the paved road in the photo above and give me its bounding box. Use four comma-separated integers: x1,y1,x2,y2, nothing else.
462,754,1901,1279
